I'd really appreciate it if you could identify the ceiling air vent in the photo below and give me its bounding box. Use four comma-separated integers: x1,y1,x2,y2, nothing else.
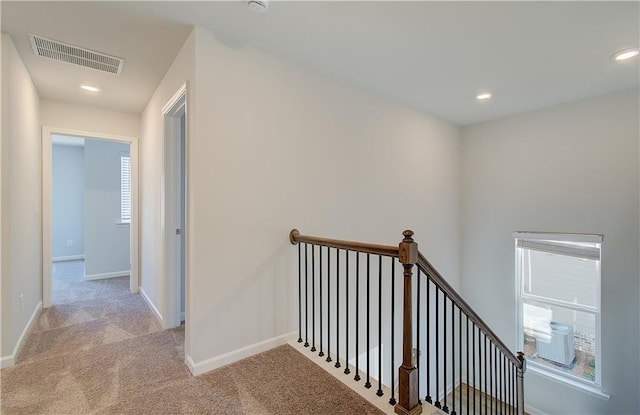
29,34,124,75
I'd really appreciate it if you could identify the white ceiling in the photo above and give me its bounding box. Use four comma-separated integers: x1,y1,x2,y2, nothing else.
1,1,193,114
2,1,638,125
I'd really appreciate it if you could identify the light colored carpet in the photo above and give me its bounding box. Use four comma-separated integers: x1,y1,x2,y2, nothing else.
1,261,384,415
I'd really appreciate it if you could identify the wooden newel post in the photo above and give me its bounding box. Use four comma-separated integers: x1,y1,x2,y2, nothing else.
395,230,422,415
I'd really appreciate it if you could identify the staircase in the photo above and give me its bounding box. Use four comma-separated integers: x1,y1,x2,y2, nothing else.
290,229,525,415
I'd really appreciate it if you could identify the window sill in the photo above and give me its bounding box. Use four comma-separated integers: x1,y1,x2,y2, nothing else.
116,221,131,228
527,361,610,401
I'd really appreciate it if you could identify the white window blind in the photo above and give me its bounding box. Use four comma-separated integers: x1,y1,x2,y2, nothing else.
120,153,131,222
516,240,600,261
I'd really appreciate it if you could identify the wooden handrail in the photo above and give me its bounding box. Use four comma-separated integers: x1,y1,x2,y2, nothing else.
417,252,523,369
289,229,400,258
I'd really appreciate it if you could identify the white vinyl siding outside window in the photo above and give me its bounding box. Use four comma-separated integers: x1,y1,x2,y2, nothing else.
120,152,131,223
515,232,603,392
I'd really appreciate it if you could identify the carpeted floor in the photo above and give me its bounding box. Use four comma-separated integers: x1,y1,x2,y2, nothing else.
1,261,384,415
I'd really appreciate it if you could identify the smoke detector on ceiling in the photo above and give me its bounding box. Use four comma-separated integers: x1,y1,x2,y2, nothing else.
247,0,268,13
29,34,124,75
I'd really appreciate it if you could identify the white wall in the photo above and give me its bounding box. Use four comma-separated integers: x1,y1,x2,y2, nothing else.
139,29,195,323
83,139,130,277
461,89,639,414
52,144,84,259
185,28,461,368
40,99,140,139
0,33,42,361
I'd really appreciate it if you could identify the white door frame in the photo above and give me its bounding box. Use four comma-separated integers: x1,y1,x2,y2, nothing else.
42,127,139,308
162,84,188,329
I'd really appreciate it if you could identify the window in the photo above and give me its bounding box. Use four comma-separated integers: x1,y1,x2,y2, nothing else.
515,232,602,389
120,152,131,223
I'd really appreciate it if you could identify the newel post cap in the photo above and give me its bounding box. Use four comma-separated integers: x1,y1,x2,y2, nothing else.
399,230,418,265
402,230,414,243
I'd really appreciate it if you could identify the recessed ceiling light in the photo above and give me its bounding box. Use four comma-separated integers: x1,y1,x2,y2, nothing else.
247,0,268,13
613,48,639,61
80,85,100,92
476,92,492,101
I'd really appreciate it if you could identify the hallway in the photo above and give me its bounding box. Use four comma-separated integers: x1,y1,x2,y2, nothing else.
0,262,384,414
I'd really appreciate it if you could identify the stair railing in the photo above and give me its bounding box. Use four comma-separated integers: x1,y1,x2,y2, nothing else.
290,229,525,415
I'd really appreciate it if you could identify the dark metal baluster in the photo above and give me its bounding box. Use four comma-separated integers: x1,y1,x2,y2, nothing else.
416,268,421,403
319,247,324,357
513,364,516,415
498,354,501,415
451,302,456,415
389,259,396,405
376,255,383,396
335,249,341,368
485,336,488,415
435,287,441,409
297,243,302,343
489,346,498,414
473,323,476,415
426,275,432,404
489,341,493,415
304,244,309,347
354,252,360,381
344,250,350,375
502,355,506,415
478,329,482,415
507,360,510,415
512,364,516,415
443,293,449,413
365,254,371,388
311,246,316,352
509,358,512,415
509,361,513,415
496,347,499,415
326,248,332,362
458,303,462,414
466,316,469,415
498,348,502,415
513,365,524,414
496,346,499,415
502,355,505,415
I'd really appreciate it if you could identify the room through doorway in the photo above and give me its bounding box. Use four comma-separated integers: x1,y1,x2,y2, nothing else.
50,135,132,306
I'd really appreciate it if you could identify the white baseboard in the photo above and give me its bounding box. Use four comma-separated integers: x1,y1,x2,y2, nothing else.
525,403,549,415
186,331,296,376
83,270,130,281
139,287,163,323
0,355,15,368
52,255,84,262
0,301,42,368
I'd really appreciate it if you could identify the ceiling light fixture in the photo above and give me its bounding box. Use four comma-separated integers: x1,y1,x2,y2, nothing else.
247,0,268,13
80,85,100,93
613,48,639,61
476,92,492,101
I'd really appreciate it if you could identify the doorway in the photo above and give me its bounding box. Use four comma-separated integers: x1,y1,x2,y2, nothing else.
50,135,131,304
42,128,139,308
163,85,187,329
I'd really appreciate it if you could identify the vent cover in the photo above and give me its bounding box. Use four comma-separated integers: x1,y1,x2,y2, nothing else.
29,34,124,75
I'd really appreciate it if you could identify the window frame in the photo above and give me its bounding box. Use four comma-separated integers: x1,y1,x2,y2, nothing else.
514,232,604,393
120,152,131,224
